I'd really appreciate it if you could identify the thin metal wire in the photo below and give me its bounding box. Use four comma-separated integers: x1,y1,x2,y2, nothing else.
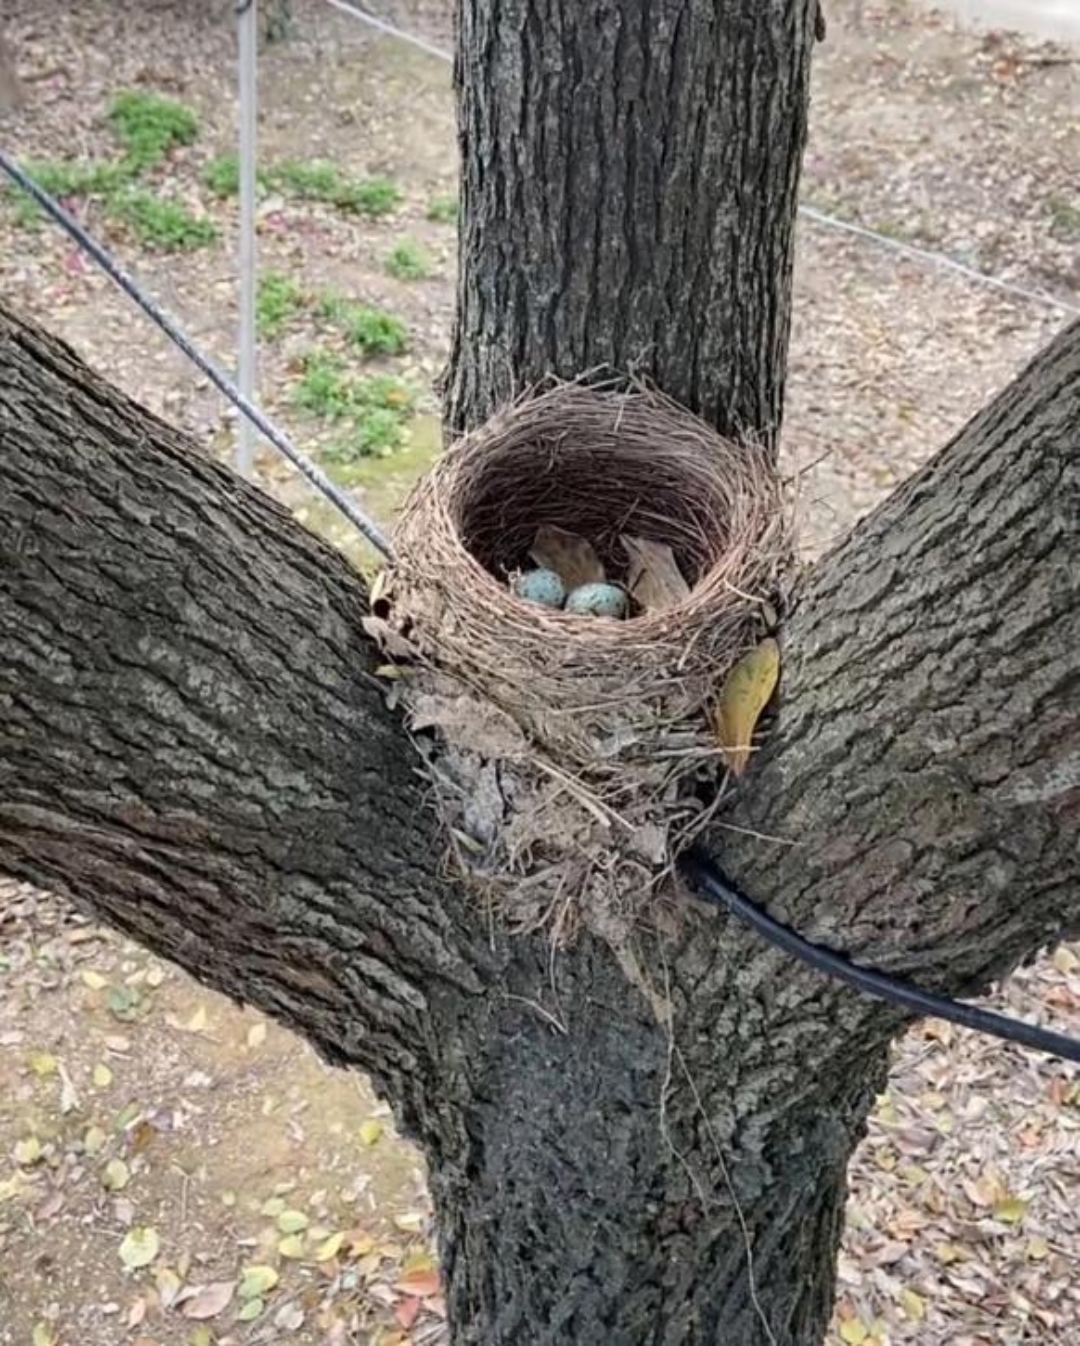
0,151,394,560
322,0,454,63
799,205,1080,318
324,0,1080,321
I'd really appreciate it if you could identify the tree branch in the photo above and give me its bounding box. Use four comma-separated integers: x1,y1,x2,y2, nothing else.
0,303,486,1133
715,317,1080,1014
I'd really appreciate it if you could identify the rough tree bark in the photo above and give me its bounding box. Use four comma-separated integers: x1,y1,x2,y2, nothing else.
2,1,1079,1343
448,0,816,442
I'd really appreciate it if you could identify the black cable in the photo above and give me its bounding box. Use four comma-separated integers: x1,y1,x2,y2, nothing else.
681,847,1080,1066
0,152,394,561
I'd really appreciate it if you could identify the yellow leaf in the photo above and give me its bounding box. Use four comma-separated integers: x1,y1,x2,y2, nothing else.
839,1317,868,1345
146,964,165,988
103,1158,130,1191
359,1119,383,1147
32,1324,57,1346
120,1226,161,1269
239,1264,279,1299
276,1209,309,1234
315,1232,344,1262
1026,1235,1050,1261
237,1296,263,1321
155,1265,183,1307
393,1210,425,1234
28,1051,58,1077
186,1006,209,1033
898,1288,926,1321
277,1233,305,1259
15,1135,43,1166
714,638,780,776
84,1125,107,1156
993,1195,1029,1224
81,970,108,990
261,1196,286,1217
246,1021,267,1049
1053,946,1079,975
93,1062,113,1088
188,1330,214,1346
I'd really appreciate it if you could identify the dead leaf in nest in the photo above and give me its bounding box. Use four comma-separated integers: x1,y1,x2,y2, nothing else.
530,525,604,590
714,638,780,777
622,536,690,614
361,615,417,662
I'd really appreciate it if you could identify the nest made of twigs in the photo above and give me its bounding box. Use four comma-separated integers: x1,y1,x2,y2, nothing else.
371,383,789,949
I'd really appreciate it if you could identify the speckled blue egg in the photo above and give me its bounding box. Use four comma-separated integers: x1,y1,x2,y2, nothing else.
564,582,628,619
512,568,567,609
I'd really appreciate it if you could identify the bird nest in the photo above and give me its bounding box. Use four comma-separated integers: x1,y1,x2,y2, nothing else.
368,384,789,951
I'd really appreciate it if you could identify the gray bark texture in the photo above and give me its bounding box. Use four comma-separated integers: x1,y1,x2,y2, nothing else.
3,306,1080,1344
447,0,817,442
2,0,1080,1340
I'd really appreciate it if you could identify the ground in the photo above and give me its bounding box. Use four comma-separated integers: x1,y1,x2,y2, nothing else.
1,1,1079,1343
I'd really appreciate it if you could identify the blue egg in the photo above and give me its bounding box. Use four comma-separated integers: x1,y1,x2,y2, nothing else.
564,582,628,619
513,568,567,608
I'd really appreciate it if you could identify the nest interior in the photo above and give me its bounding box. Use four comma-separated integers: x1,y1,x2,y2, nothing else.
376,384,789,946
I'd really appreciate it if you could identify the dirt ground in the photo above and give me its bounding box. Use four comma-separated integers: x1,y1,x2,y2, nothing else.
1,1,1079,1343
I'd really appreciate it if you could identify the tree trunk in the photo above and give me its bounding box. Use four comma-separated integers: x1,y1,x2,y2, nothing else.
4,302,1080,1343
448,0,817,441
4,0,1080,1339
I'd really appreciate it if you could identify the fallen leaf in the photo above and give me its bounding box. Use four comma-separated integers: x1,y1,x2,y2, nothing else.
32,1324,56,1346
236,1296,264,1321
529,525,604,589
94,1062,113,1088
154,1266,183,1307
15,1135,43,1166
240,1264,279,1299
120,1226,161,1270
899,1287,926,1320
359,1119,383,1147
84,1125,107,1156
108,985,142,1022
273,1301,305,1330
261,1196,286,1217
145,964,165,988
180,1280,236,1320
103,1158,130,1191
315,1232,345,1262
28,1051,58,1077
246,1021,267,1048
185,1005,209,1033
1053,945,1079,974
622,536,690,613
188,1329,214,1346
277,1234,305,1259
395,1297,421,1329
347,1229,376,1257
1026,1234,1050,1260
393,1211,425,1234
396,1264,440,1298
128,1296,148,1327
714,638,780,776
839,1317,868,1345
277,1209,309,1234
993,1194,1029,1223
81,969,108,990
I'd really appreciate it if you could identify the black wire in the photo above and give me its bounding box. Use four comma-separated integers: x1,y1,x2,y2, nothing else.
681,847,1080,1066
0,152,394,561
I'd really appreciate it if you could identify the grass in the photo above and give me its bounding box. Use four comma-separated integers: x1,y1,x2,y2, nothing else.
108,90,199,172
202,152,273,199
270,160,402,216
256,271,306,338
292,353,415,460
385,238,432,282
113,190,218,249
4,159,126,224
426,194,458,224
1047,197,1080,240
317,295,409,357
